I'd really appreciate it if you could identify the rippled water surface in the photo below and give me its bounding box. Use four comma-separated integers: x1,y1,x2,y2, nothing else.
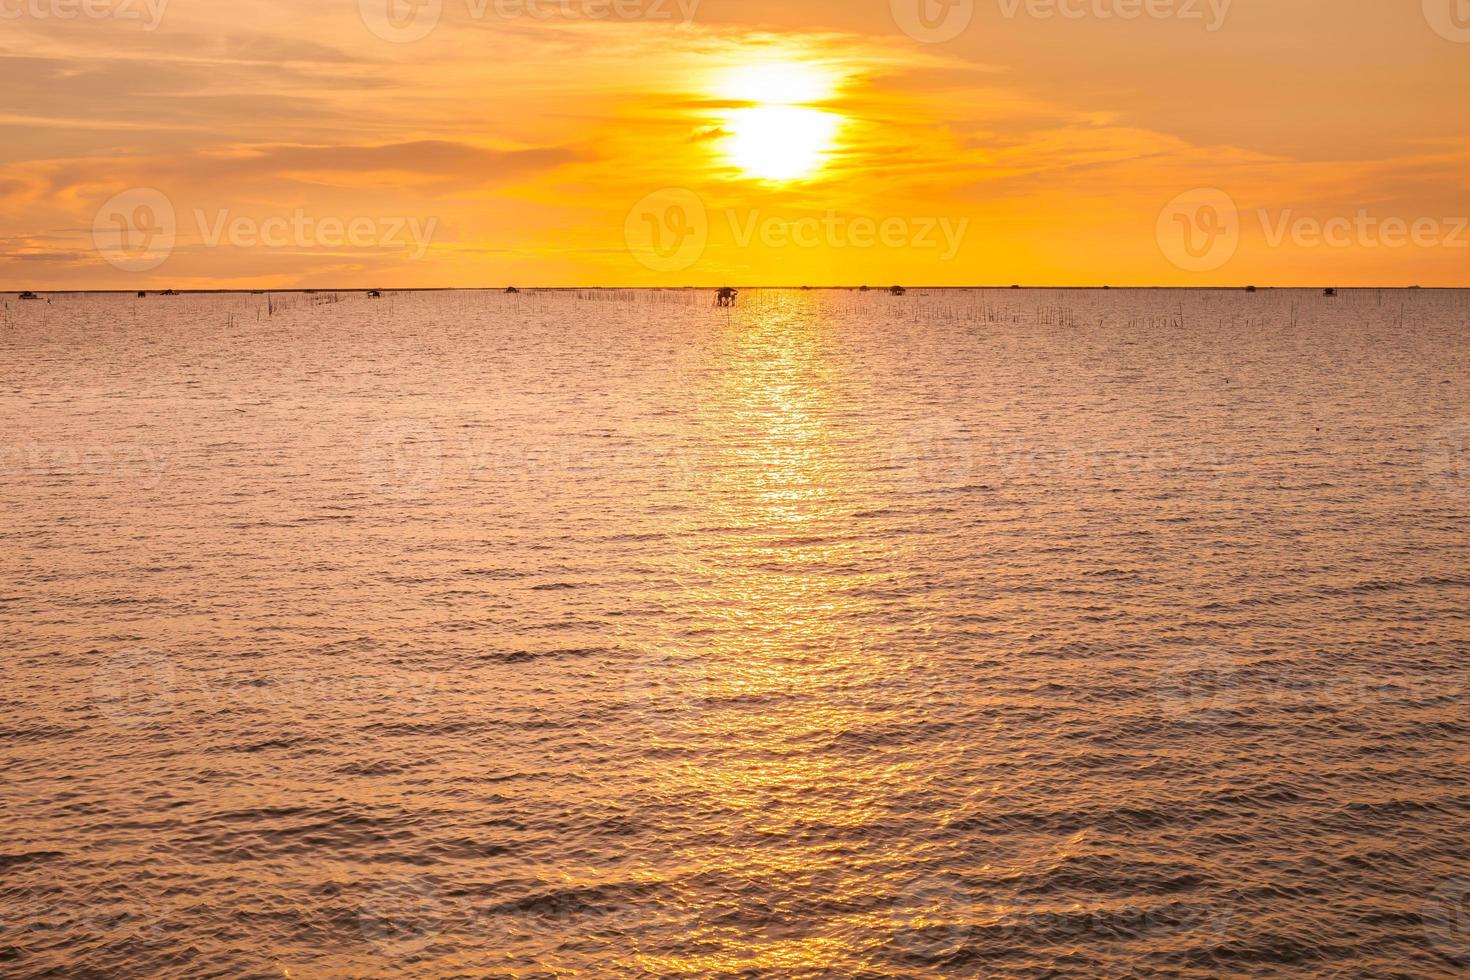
3,288,1470,977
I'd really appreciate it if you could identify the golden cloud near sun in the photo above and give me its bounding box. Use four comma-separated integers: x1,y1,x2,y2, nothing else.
719,62,844,182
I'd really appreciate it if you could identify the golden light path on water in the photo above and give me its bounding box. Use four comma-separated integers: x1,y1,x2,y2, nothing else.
629,305,1034,974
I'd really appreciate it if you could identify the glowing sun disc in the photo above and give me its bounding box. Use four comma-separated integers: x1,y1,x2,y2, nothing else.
726,105,840,181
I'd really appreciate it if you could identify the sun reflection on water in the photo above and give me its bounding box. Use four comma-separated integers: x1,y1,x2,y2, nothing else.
630,296,974,974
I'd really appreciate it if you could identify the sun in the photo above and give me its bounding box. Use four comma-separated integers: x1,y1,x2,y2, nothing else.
719,62,843,182
727,106,841,182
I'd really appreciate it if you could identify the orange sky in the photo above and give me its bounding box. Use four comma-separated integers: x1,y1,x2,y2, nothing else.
2,0,1467,288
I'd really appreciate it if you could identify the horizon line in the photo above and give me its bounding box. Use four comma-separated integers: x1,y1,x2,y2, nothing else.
5,285,1458,295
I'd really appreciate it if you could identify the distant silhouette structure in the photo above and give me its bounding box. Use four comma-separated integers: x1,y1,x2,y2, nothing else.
889,285,906,296
367,289,382,298
1323,288,1337,297
161,289,179,296
19,291,39,300
715,287,738,307
505,287,520,294
137,291,147,298
1245,285,1258,293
